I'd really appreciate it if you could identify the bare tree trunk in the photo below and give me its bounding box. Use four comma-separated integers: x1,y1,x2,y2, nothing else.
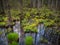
19,16,24,45
6,0,13,32
42,0,44,7
0,0,5,14
0,0,8,45
56,34,59,45
2,0,5,12
51,0,52,8
37,0,40,8
56,0,58,10
30,0,33,8
19,0,24,45
51,0,54,9
48,0,51,8
33,0,36,8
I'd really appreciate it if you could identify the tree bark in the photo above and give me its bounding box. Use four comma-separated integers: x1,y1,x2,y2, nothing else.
51,0,54,9
33,0,36,8
19,0,24,45
48,0,51,8
42,0,44,7
0,0,5,14
6,0,13,32
56,0,58,10
37,0,40,8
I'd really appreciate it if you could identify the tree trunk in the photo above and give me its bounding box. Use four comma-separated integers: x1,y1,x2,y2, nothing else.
19,14,25,45
0,0,8,45
0,0,5,14
37,0,40,8
51,0,54,9
48,0,51,8
42,0,44,7
56,0,58,10
19,0,24,45
30,0,33,8
7,0,13,32
33,0,36,8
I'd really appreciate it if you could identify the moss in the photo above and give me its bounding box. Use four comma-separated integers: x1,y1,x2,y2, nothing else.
0,31,3,35
25,36,33,45
7,33,19,41
40,37,48,43
9,41,18,45
0,22,7,26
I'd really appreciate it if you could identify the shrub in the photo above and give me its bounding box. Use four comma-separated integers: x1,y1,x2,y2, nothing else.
7,33,18,41
25,36,33,45
9,41,18,45
0,31,3,35
40,37,48,43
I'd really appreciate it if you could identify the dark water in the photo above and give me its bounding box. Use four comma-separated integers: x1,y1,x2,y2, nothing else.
12,21,54,45
0,21,53,45
0,21,58,45
13,21,20,37
0,28,8,45
13,22,47,45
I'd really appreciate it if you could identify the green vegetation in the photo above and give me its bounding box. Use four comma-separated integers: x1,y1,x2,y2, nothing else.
40,37,48,43
25,36,33,45
7,33,18,41
7,33,19,45
9,41,18,45
0,31,3,35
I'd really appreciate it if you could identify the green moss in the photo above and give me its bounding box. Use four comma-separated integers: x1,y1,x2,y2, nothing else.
24,24,37,33
0,22,7,26
25,36,33,45
55,30,60,35
10,9,20,20
7,33,19,41
9,41,18,45
40,37,48,43
0,31,3,35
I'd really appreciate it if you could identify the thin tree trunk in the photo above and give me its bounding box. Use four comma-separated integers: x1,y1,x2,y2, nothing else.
30,0,33,8
42,0,44,7
19,0,24,45
48,0,50,8
33,0,36,8
57,34,59,45
7,0,13,32
1,0,8,45
56,0,58,10
51,0,54,9
2,0,5,12
0,0,5,14
37,0,40,8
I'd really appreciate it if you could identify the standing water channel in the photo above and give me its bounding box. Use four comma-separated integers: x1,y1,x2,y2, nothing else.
13,21,45,45
0,28,8,45
0,21,53,45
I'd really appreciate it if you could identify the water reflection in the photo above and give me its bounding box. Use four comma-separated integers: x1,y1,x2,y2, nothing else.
13,21,20,37
13,21,53,45
0,28,8,45
36,23,45,45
